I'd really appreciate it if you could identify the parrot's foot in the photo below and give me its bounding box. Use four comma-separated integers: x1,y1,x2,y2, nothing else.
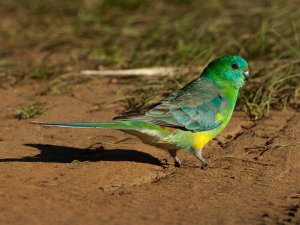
174,156,182,167
194,149,208,167
169,150,181,167
197,156,208,167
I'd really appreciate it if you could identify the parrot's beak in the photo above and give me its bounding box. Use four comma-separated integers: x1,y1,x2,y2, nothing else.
243,69,249,80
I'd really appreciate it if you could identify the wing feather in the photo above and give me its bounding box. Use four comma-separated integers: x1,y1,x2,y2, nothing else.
115,77,226,132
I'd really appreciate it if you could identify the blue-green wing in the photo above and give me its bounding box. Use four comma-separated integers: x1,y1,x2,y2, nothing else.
117,78,226,132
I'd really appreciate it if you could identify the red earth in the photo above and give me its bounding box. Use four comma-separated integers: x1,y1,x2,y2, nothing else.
0,78,299,224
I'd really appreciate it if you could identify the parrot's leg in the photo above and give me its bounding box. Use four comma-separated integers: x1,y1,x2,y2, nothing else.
169,150,181,167
194,149,208,166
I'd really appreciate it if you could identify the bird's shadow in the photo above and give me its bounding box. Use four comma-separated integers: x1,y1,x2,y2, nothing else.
0,144,162,166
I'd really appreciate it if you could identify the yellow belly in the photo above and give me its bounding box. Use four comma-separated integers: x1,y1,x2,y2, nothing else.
192,132,213,149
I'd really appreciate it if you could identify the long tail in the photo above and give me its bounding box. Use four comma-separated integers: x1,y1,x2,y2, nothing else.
31,121,191,149
31,120,164,132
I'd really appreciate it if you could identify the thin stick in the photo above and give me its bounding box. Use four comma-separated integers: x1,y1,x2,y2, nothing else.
81,67,180,76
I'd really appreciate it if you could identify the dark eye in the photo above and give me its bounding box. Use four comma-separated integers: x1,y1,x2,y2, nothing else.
231,64,239,70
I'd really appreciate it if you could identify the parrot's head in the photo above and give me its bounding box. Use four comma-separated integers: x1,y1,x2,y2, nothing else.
202,55,249,89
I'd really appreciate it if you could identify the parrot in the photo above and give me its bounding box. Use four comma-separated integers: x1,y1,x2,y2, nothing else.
32,55,249,167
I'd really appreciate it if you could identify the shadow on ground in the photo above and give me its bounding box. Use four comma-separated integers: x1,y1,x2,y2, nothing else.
0,144,162,166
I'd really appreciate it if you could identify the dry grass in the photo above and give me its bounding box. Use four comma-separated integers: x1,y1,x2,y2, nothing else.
0,0,299,118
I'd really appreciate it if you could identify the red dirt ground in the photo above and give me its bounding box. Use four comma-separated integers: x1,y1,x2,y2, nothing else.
0,77,299,225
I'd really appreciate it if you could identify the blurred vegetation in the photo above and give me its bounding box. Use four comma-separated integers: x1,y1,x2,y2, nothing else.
16,103,48,119
0,0,299,119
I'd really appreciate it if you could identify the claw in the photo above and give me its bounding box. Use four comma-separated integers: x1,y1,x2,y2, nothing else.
197,155,208,167
194,149,208,166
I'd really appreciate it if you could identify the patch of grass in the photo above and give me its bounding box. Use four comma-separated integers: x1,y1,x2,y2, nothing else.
16,103,48,119
1,0,299,117
45,85,72,95
29,68,56,79
242,60,300,119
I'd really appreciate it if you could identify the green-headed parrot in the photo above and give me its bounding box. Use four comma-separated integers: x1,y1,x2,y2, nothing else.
32,55,249,167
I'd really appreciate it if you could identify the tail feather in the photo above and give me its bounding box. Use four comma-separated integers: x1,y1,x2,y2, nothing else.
31,121,179,148
31,121,163,131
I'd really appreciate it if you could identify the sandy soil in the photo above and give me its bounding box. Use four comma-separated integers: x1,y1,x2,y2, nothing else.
0,77,299,225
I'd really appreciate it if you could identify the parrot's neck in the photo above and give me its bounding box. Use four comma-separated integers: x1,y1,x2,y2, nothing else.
221,87,239,107
219,87,239,131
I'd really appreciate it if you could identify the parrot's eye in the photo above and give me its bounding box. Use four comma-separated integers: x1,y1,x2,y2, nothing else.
231,64,239,70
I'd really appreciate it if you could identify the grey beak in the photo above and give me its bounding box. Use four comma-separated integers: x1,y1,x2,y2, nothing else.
243,69,250,79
